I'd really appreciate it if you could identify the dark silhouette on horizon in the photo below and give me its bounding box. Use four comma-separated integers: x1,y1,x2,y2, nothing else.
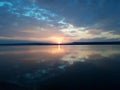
0,41,120,46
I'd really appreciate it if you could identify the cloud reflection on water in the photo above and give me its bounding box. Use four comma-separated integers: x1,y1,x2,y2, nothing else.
0,45,120,86
61,45,120,64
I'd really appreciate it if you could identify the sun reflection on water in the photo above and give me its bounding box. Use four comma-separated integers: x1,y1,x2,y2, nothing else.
0,45,120,63
0,45,120,85
50,45,65,54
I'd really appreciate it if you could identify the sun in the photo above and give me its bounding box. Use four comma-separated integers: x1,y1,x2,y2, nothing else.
58,40,62,44
50,36,63,44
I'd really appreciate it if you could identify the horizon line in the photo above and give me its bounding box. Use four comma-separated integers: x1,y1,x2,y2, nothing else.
0,41,120,46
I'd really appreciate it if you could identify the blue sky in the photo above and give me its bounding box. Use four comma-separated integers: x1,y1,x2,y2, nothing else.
0,0,120,43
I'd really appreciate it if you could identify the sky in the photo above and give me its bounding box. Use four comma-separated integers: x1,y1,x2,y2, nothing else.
0,0,120,43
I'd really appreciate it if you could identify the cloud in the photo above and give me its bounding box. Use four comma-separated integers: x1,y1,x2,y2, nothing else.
0,1,60,23
0,0,120,42
0,1,13,7
37,0,120,31
59,23,120,41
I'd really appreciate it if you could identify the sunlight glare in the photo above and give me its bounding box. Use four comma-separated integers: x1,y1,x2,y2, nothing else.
50,36,63,44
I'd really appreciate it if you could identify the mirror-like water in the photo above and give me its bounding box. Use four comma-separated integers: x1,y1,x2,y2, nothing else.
0,45,120,89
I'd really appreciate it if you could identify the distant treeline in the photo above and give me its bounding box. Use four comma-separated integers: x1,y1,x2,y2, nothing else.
67,41,120,45
0,41,120,46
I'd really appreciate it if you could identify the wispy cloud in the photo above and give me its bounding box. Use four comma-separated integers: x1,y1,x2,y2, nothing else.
0,0,120,42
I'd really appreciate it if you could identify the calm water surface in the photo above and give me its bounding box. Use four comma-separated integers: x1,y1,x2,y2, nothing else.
0,45,120,90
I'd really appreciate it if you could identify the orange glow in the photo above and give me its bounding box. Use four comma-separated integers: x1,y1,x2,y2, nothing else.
58,40,62,44
50,45,65,54
50,36,63,44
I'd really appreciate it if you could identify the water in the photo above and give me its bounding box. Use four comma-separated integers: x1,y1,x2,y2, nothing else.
0,45,120,90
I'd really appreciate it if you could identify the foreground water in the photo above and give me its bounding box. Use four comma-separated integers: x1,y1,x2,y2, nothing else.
0,45,120,90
